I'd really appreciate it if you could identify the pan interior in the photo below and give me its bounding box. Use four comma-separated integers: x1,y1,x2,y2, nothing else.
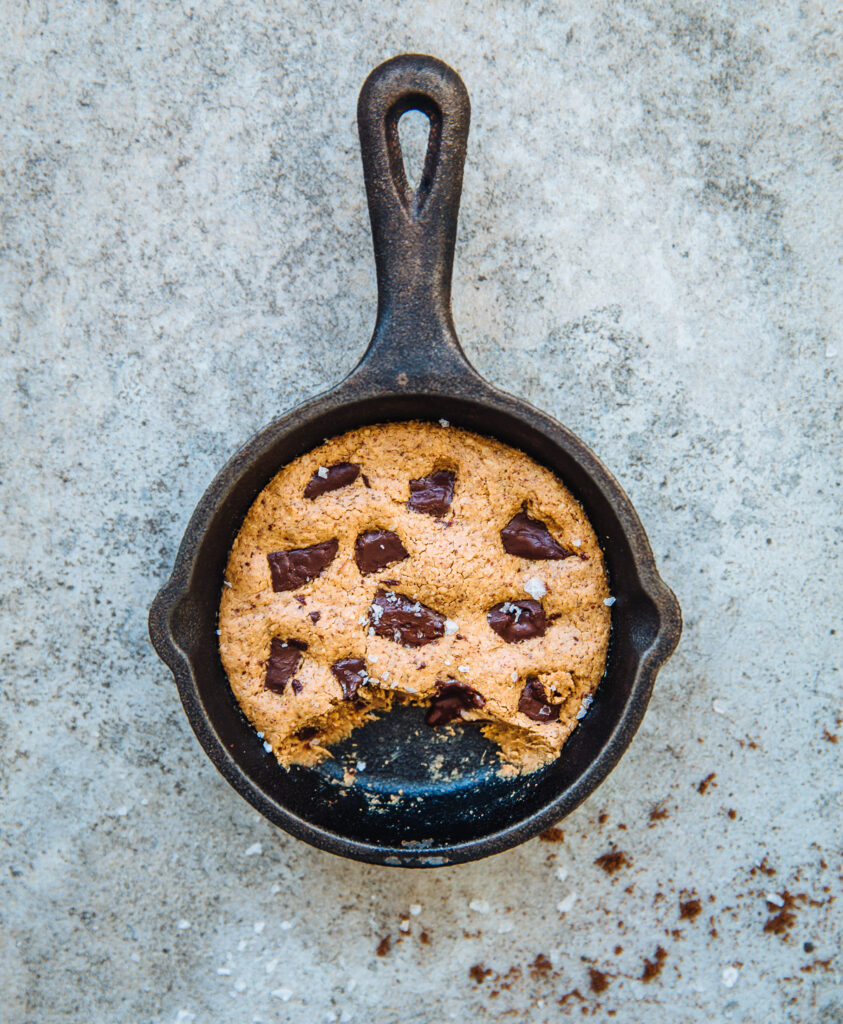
170,392,660,852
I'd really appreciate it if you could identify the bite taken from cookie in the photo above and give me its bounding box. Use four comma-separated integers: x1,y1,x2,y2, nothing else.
218,421,611,775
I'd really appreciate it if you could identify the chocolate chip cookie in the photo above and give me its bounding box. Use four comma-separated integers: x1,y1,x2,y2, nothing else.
218,421,611,775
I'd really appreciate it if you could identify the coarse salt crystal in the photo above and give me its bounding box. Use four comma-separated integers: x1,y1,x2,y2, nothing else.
369,653,378,663
439,418,449,427
444,619,458,635
458,665,469,673
254,921,265,934
524,576,547,600
272,986,293,1001
557,893,576,913
409,904,422,916
256,731,264,738
317,466,329,478
469,899,490,913
223,580,232,588
712,699,729,715
399,918,410,933
721,966,739,988
511,671,518,682
356,761,367,772
216,967,231,976
765,892,784,907
573,538,582,547
177,919,191,930
215,629,221,635
263,741,273,753
603,596,616,606
244,842,263,857
556,867,569,882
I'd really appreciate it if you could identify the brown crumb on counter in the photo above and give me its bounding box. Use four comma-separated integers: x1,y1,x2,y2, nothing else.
697,772,716,794
595,849,631,874
540,827,565,843
640,946,668,981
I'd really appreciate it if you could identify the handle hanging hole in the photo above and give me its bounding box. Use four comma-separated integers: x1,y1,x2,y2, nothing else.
398,109,431,195
384,94,442,217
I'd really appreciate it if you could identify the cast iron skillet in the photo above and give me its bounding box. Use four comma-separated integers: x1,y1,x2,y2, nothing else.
149,53,681,867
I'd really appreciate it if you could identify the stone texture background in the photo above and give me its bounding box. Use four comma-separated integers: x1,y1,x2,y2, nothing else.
1,1,840,1022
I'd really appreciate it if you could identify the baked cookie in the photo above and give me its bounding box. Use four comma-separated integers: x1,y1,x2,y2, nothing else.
218,421,611,775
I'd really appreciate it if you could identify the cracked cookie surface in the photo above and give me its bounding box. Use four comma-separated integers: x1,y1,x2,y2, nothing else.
218,421,611,774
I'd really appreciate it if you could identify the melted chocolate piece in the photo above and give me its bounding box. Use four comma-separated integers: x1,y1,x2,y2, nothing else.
267,538,338,591
487,599,547,643
309,610,321,623
265,638,308,694
304,462,361,499
331,657,368,700
354,529,409,575
426,680,485,726
291,679,304,695
518,677,560,722
296,726,318,741
500,510,572,560
369,590,446,647
407,469,455,517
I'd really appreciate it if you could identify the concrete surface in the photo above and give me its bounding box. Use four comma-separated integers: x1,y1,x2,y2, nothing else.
1,1,841,1022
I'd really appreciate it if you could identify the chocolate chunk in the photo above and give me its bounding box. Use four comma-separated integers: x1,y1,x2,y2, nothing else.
407,469,455,517
500,510,572,560
369,589,446,647
354,529,409,575
487,600,547,643
518,677,560,723
291,679,304,695
426,680,485,726
331,657,368,700
293,594,307,606
267,538,338,591
265,638,307,694
308,610,321,623
296,726,318,741
304,462,360,499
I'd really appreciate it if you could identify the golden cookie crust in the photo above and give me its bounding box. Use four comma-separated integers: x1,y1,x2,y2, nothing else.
218,421,611,774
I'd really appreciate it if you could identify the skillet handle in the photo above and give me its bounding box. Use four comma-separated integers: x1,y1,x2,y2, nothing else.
353,54,476,384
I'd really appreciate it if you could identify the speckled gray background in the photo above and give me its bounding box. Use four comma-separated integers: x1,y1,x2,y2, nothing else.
2,1,841,1022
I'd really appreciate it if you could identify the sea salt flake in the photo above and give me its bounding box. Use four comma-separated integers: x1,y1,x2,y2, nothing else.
317,466,329,478
216,967,232,976
223,580,232,588
216,629,221,635
765,892,784,907
573,538,582,547
244,842,263,857
177,919,191,930
439,418,449,427
256,731,264,738
712,699,729,715
356,761,367,772
444,619,459,635
721,966,739,988
497,920,514,933
511,671,518,682
263,741,273,753
557,893,576,913
369,653,378,663
458,665,469,673
272,987,293,1001
524,576,547,600
399,918,410,933
280,920,293,930
556,867,569,882
409,904,422,916
603,596,616,606
254,921,266,934
469,899,490,913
